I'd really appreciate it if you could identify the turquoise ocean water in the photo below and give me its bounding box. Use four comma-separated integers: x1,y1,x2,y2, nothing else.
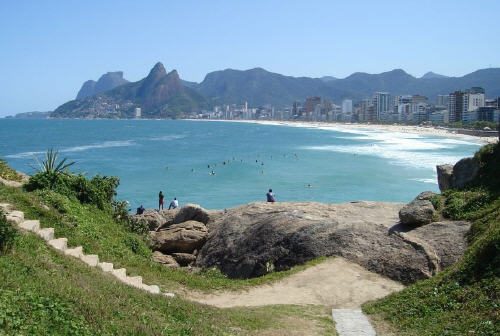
0,119,482,209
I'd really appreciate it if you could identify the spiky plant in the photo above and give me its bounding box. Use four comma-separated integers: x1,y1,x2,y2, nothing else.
32,148,75,174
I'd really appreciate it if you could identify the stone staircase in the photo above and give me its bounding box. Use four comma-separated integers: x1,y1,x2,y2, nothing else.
0,202,174,298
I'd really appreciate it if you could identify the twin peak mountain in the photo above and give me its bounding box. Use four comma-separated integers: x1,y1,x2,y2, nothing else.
53,62,206,119
52,62,500,119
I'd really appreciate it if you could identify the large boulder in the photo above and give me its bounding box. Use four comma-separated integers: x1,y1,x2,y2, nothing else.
173,204,211,224
437,157,479,191
196,201,469,284
150,220,208,253
151,251,180,268
452,157,479,189
130,209,177,231
437,164,453,191
399,199,435,227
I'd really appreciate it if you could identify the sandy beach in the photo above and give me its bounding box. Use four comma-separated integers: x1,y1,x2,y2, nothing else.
193,119,498,144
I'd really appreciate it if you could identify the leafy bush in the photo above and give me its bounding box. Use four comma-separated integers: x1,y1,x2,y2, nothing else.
429,194,443,211
474,143,500,194
0,211,17,254
25,172,119,210
443,189,493,220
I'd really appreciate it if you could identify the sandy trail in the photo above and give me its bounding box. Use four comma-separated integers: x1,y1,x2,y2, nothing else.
186,258,404,308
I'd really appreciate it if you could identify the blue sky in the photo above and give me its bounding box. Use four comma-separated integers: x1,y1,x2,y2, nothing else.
1,0,499,116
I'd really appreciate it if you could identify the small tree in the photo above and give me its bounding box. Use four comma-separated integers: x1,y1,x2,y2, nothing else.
31,148,75,174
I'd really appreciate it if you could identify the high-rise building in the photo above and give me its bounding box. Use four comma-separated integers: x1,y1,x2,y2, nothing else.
437,95,449,107
448,87,485,122
342,99,353,114
373,92,390,119
305,96,321,113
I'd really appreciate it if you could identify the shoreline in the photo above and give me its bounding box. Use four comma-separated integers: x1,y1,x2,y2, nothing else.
189,119,498,144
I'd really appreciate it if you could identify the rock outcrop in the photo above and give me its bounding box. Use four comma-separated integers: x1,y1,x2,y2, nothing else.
150,220,208,254
151,251,180,268
437,157,479,191
130,209,177,231
196,201,470,284
399,191,437,227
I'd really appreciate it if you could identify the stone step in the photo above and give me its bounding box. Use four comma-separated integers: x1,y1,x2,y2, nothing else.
37,227,55,241
19,220,40,232
80,254,99,267
142,284,161,294
112,268,127,280
6,211,25,225
125,276,143,288
48,238,68,251
163,292,175,298
98,262,114,273
64,246,83,258
0,203,12,213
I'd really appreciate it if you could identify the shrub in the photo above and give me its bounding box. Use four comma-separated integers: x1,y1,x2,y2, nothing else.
0,211,17,254
25,172,119,210
443,189,492,220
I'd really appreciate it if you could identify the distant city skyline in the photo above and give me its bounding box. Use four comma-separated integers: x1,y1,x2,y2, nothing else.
1,0,499,116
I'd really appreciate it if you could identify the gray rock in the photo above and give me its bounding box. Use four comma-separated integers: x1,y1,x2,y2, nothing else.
415,191,437,201
130,209,178,231
151,220,208,253
151,251,180,268
437,157,479,191
173,204,211,224
171,252,197,266
399,199,435,227
452,157,479,189
437,164,453,191
196,201,469,284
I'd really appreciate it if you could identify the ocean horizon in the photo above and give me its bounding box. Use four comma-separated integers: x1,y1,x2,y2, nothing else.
0,119,482,209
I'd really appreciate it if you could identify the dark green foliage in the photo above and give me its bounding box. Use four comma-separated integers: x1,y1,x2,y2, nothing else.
25,172,119,210
429,194,443,211
442,189,493,220
0,211,17,254
474,143,500,194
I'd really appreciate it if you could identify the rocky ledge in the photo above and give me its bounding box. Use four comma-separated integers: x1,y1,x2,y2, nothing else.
132,200,469,285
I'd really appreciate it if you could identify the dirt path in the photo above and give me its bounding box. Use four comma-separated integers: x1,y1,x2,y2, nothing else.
186,258,404,308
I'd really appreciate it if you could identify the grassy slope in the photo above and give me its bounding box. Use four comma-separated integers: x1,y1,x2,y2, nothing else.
364,143,500,336
0,159,22,182
0,184,334,335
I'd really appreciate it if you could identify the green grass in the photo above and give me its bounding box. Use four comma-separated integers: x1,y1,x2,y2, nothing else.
0,182,335,335
0,231,334,335
364,143,500,336
0,159,22,182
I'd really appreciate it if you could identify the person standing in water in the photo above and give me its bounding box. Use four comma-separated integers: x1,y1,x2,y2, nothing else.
158,191,165,210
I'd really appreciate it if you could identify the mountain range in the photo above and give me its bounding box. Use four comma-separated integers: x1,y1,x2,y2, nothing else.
76,71,129,99
51,63,500,119
52,63,207,119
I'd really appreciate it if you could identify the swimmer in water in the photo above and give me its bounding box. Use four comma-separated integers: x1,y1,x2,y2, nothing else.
210,170,216,175
307,184,312,188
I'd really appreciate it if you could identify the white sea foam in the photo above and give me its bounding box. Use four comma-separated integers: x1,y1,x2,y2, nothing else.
148,134,186,141
410,178,438,184
302,143,464,170
6,140,135,158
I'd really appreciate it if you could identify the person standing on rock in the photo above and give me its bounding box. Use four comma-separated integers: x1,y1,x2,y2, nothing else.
158,191,165,210
266,189,276,202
